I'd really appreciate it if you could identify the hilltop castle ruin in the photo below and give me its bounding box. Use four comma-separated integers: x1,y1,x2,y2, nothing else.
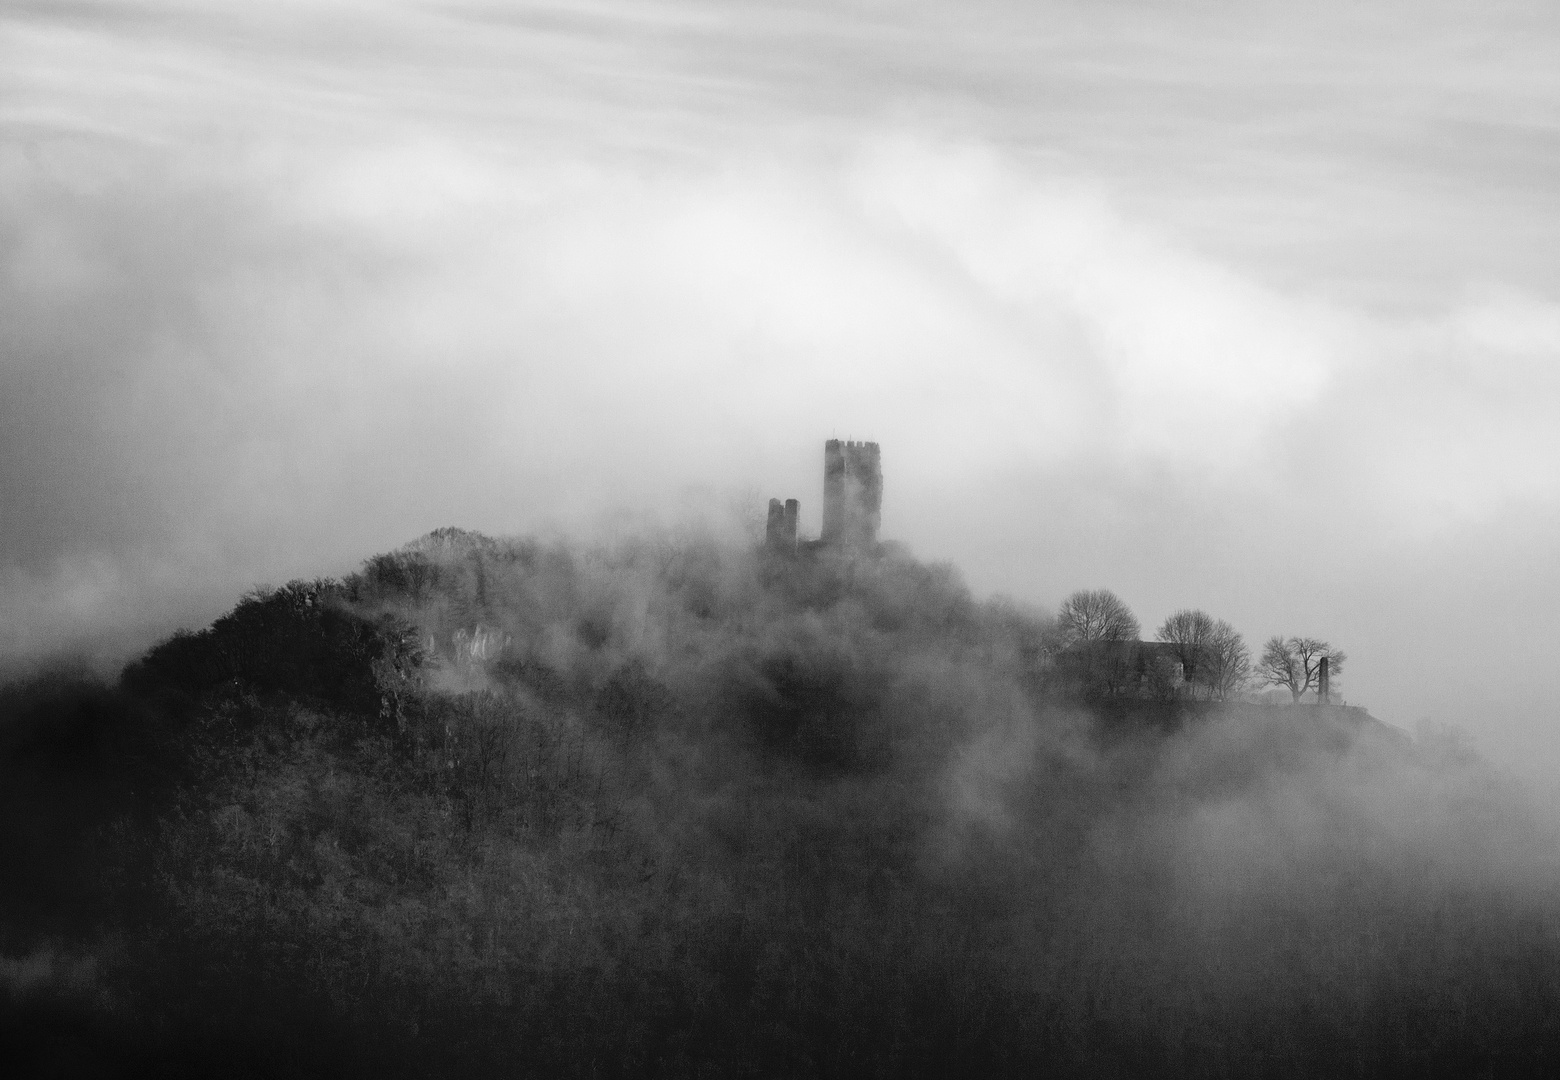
766,439,882,553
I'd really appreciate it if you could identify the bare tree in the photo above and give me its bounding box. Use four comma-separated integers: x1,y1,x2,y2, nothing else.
1055,590,1140,698
1157,610,1249,699
1057,589,1140,647
1203,620,1251,701
1256,636,1345,703
1157,609,1216,686
1256,637,1301,701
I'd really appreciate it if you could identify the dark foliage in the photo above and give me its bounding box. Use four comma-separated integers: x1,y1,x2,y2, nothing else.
0,672,167,937
726,627,894,773
122,579,421,722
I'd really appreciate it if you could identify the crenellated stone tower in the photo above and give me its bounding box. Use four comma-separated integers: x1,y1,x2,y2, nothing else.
821,439,881,547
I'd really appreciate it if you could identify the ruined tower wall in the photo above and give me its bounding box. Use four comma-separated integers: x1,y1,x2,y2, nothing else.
822,440,846,544
821,439,881,546
848,441,881,544
766,498,787,547
766,496,799,552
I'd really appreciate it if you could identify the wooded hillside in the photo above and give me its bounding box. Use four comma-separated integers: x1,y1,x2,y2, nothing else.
3,528,1556,1078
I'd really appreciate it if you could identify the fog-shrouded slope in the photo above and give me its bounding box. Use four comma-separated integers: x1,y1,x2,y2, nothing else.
3,527,1558,1079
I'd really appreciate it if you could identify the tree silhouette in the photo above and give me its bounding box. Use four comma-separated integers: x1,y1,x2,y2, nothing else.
1057,589,1140,646
1256,636,1345,703
1158,610,1249,699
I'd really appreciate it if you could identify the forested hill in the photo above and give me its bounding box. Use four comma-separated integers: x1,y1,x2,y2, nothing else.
3,527,1557,1079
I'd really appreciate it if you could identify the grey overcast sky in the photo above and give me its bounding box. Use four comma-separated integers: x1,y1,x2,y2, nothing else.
3,1,1559,775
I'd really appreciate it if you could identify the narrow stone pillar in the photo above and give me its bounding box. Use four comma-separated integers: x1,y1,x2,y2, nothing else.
765,498,786,549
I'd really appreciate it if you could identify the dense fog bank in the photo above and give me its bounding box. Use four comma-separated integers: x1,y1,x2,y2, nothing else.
3,528,1557,1077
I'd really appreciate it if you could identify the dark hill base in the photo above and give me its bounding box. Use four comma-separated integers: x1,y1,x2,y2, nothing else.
3,530,1557,1079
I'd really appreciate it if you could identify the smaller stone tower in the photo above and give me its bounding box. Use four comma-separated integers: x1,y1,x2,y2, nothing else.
765,496,799,553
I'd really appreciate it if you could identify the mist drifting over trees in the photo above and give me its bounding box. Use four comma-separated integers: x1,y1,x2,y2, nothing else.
3,526,1559,1078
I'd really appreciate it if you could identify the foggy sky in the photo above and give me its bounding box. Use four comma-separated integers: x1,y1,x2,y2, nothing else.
3,1,1559,778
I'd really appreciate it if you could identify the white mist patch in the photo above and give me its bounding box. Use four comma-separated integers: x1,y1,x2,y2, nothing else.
1318,286,1560,537
846,138,1344,465
945,710,1039,831
1156,711,1560,931
286,134,1359,490
0,550,210,670
294,137,514,238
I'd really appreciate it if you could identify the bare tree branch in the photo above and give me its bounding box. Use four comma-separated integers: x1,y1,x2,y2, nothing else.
1058,589,1139,646
1256,635,1345,704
